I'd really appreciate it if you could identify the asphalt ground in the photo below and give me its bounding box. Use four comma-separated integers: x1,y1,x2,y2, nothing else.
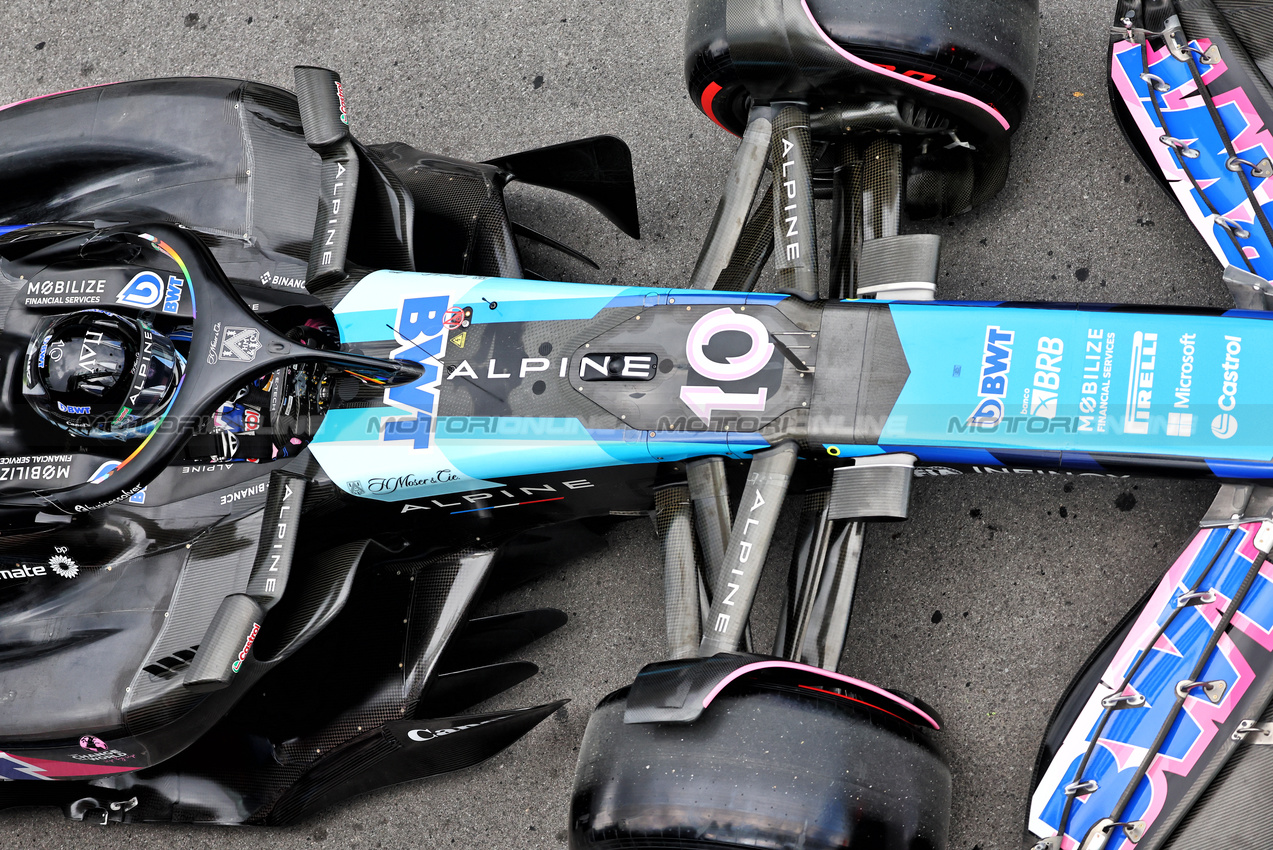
0,1,1232,849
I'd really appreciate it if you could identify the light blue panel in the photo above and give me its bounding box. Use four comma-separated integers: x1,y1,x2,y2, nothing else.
884,445,1003,466
312,407,387,444
819,444,886,459
335,308,400,344
334,270,482,313
883,303,1273,464
432,417,637,478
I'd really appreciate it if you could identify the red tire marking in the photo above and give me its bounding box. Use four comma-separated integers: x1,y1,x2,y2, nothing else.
798,685,913,725
700,81,734,134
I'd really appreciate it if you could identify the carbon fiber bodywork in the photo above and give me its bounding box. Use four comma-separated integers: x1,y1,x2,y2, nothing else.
0,75,646,823
5,0,1273,842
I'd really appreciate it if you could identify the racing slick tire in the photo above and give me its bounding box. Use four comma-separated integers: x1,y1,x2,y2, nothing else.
685,0,1040,213
569,681,950,849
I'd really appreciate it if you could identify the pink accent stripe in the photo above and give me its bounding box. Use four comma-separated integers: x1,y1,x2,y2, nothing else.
700,659,941,729
798,0,1011,131
0,82,114,113
1,752,142,777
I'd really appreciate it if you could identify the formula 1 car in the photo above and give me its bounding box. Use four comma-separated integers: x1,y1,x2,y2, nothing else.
0,1,1271,849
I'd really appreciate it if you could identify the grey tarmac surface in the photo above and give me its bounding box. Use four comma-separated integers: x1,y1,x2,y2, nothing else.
0,1,1230,849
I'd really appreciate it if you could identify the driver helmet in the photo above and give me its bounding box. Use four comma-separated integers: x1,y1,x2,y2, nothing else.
23,310,185,440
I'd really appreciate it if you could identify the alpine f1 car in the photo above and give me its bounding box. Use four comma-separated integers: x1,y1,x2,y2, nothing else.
1,0,1272,848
